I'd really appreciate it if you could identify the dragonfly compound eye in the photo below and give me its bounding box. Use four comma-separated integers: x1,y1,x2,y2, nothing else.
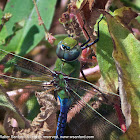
56,37,82,61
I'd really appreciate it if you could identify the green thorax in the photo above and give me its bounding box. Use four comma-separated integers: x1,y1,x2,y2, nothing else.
54,58,80,78
62,37,77,49
53,58,80,99
53,73,68,98
54,73,68,98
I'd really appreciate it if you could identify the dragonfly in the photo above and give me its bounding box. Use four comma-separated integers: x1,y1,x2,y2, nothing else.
0,17,124,140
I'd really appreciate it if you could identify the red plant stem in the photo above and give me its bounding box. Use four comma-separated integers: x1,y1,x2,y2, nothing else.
114,103,127,133
67,93,95,123
33,0,43,24
76,13,89,40
33,0,48,33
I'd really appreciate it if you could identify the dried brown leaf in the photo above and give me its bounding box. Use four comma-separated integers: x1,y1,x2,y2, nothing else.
4,92,57,139
114,7,138,28
88,0,95,10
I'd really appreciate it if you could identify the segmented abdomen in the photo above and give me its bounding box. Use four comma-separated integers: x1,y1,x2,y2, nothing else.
55,96,71,140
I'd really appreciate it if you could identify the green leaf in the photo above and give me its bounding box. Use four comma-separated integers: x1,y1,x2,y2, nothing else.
105,13,140,139
0,0,57,56
0,88,28,128
76,0,84,9
0,0,33,44
96,19,118,93
120,0,140,12
0,9,3,25
0,93,16,112
26,95,40,121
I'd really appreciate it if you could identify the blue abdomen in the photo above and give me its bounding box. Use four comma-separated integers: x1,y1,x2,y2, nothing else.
55,96,71,140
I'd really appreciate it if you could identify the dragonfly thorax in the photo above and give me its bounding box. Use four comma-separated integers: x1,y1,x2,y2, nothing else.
56,37,82,61
52,72,66,88
53,72,70,99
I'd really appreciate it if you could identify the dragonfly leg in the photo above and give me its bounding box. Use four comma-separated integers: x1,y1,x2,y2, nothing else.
80,67,88,81
81,16,104,50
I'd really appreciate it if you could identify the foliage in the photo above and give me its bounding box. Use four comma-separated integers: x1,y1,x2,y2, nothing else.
0,0,56,55
0,0,140,139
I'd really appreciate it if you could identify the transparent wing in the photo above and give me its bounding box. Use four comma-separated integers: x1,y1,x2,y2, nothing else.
0,48,54,77
0,48,55,91
65,77,124,140
0,74,54,91
0,48,56,124
66,77,119,98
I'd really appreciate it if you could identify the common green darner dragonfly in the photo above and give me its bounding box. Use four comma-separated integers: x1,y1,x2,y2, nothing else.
0,19,124,140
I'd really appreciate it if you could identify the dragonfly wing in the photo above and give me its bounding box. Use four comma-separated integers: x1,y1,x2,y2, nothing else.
65,77,119,98
0,48,55,92
0,74,54,91
65,77,123,139
0,49,56,128
0,48,54,78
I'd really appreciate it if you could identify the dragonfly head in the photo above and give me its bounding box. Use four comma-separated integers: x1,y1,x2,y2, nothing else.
56,37,82,62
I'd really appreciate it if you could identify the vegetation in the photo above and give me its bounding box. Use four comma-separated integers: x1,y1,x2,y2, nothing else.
0,0,140,139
